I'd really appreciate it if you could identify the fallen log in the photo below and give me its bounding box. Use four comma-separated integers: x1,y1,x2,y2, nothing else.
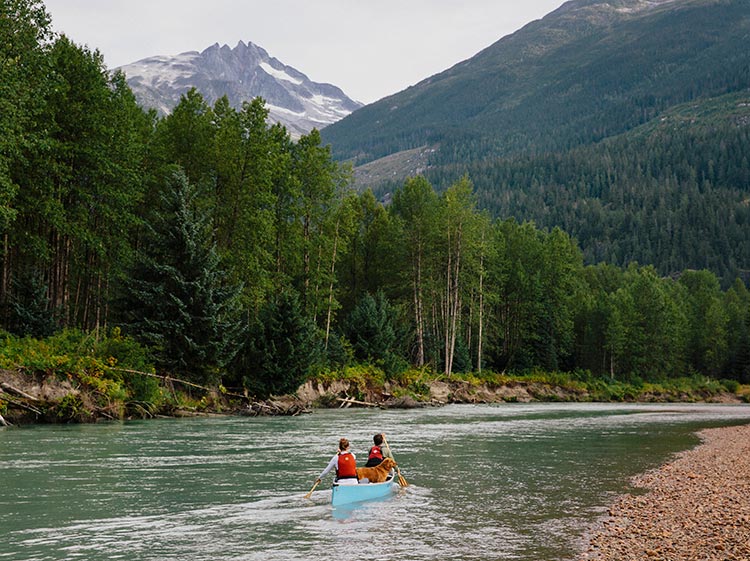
0,382,39,402
108,367,247,399
337,396,380,408
241,400,311,417
0,392,43,415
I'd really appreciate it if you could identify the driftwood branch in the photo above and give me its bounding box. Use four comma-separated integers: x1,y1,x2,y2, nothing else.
108,367,247,399
337,396,380,408
242,400,310,417
0,392,43,415
0,382,39,402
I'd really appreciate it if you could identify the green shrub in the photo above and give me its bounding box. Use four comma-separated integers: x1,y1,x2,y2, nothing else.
720,379,740,393
0,328,157,408
312,364,386,390
55,394,88,422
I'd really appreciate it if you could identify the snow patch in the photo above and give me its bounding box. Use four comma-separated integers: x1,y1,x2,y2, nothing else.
259,62,302,85
614,0,679,14
119,52,200,86
266,104,305,117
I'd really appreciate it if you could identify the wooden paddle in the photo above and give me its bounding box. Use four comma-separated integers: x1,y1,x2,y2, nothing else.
304,478,321,499
382,435,409,487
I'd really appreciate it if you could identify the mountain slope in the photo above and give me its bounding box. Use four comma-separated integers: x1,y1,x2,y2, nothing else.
322,0,750,284
118,41,362,137
322,0,750,165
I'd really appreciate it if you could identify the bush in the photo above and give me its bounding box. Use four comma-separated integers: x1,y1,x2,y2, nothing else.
0,328,157,406
720,378,740,393
312,364,386,391
55,394,89,422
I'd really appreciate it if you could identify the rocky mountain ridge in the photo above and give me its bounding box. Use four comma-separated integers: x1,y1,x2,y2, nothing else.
117,40,362,137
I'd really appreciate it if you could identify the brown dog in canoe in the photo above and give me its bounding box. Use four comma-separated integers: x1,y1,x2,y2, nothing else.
356,457,397,483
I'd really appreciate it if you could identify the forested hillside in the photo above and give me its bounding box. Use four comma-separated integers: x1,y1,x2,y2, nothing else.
429,107,750,283
322,0,750,284
1,1,749,407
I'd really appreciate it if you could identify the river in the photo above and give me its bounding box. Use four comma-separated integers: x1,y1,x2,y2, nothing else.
2,403,750,561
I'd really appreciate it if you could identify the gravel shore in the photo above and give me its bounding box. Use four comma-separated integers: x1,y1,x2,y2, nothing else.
579,423,750,561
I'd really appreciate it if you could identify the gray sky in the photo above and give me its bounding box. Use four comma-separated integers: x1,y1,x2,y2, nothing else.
42,0,566,104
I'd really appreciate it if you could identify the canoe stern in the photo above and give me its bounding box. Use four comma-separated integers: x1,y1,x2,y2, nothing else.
331,478,397,506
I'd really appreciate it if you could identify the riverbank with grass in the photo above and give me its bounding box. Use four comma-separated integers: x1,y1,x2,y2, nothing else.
1,330,749,426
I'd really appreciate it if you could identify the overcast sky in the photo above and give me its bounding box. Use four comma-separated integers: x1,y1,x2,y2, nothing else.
42,0,566,104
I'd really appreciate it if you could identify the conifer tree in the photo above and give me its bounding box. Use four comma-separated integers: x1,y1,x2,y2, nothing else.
232,290,321,398
119,169,243,384
344,290,404,374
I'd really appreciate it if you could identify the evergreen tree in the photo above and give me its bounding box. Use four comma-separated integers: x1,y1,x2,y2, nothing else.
232,290,322,398
344,290,405,374
7,270,56,338
119,169,243,384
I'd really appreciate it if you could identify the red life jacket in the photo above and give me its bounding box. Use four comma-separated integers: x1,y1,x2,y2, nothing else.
368,445,383,461
337,452,357,478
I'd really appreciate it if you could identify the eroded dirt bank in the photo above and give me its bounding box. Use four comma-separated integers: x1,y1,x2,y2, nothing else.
1,370,745,425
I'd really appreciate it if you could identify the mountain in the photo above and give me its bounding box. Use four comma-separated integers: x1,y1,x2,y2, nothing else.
321,0,750,284
117,41,362,137
323,0,749,166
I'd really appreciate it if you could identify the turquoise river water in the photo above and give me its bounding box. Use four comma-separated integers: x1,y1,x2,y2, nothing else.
2,403,750,561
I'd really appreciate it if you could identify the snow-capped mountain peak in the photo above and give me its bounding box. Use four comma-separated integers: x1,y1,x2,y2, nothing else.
116,40,362,137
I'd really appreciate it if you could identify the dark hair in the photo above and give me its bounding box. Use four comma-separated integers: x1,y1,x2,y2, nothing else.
373,434,383,446
339,438,350,451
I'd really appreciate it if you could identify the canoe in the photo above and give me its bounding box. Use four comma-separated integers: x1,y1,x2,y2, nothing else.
331,475,397,507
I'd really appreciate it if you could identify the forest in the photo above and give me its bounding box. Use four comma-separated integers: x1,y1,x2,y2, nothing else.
1,1,749,407
415,117,750,285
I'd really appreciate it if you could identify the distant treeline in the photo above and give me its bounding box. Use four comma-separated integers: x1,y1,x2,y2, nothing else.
1,1,749,398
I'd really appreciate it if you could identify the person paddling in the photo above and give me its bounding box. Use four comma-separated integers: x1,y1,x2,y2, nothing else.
364,433,392,467
315,437,359,486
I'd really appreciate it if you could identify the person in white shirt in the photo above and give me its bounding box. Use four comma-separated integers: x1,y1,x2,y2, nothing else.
316,437,359,486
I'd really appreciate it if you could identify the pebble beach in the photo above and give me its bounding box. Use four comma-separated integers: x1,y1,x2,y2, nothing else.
580,423,750,561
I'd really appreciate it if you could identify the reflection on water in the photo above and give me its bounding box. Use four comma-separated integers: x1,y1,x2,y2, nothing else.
2,403,749,561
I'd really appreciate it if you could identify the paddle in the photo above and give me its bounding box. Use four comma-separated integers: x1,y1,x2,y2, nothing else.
382,435,409,487
304,478,321,499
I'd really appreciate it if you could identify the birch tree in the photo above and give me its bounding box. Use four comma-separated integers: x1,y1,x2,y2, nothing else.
440,176,481,375
390,176,440,367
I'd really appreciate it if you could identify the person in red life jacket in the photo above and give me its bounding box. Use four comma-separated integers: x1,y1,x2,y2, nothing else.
365,433,391,467
316,437,359,486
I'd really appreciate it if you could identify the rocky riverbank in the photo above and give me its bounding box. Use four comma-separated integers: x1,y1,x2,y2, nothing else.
579,423,750,561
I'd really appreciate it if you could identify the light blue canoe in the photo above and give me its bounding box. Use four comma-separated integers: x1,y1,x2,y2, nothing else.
331,475,397,507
